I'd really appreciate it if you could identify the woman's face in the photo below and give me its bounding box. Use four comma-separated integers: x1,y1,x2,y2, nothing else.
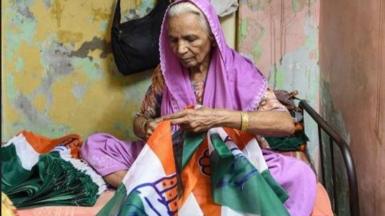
168,13,212,69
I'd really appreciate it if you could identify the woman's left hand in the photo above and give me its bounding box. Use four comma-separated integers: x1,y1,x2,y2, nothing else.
164,107,222,132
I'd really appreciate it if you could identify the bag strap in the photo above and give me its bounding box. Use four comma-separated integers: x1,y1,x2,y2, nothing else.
113,0,170,27
113,0,121,27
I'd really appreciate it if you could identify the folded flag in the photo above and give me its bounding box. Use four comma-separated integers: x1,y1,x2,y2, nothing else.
98,121,289,216
1,131,106,208
265,130,309,152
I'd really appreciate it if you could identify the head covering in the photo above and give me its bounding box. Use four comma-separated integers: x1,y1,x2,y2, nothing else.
159,0,267,115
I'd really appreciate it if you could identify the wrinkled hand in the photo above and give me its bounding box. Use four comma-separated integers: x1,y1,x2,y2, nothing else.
145,118,163,138
164,107,220,132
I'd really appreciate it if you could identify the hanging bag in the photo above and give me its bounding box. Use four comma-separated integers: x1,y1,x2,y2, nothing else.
111,0,170,75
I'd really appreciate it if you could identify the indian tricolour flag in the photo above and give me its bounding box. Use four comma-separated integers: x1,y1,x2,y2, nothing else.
99,121,289,216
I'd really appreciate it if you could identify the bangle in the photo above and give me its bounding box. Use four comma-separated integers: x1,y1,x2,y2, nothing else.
240,112,249,131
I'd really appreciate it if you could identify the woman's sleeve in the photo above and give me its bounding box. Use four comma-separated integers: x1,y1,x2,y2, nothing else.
137,65,165,119
255,88,289,112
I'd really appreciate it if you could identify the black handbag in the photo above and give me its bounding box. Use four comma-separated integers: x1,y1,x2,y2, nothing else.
111,0,169,75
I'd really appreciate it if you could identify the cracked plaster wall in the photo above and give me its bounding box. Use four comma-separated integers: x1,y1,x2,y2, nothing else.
237,0,321,168
1,0,158,141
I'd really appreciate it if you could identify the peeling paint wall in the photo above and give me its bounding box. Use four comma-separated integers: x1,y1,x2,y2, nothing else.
1,0,236,142
320,0,385,215
237,0,321,166
1,0,159,141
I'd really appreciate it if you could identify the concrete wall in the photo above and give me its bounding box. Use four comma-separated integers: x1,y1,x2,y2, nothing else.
320,0,385,215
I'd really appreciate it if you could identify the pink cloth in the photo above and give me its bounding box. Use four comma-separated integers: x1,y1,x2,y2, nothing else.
80,133,144,176
263,149,317,216
311,183,334,216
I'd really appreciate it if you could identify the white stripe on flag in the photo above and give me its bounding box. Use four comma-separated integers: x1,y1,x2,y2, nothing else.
4,134,39,170
221,206,261,216
241,139,268,172
179,194,204,216
207,127,229,154
122,145,167,194
206,127,268,171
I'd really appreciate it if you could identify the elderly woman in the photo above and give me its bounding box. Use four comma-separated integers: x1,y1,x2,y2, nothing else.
81,0,317,215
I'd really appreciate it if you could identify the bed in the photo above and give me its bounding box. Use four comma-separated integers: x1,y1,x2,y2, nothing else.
298,99,359,216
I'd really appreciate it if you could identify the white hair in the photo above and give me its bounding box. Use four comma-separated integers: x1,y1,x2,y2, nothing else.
168,2,210,33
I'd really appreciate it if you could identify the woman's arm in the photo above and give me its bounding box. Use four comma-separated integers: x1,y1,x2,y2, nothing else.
218,109,295,137
133,65,165,140
133,115,163,140
164,89,295,136
133,115,148,140
163,108,295,137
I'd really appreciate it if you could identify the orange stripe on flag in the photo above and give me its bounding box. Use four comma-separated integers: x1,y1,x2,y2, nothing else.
177,143,199,207
20,131,82,157
224,128,254,150
147,121,176,176
193,142,221,216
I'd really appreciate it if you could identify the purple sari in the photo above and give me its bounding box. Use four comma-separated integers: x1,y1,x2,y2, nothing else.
159,0,267,115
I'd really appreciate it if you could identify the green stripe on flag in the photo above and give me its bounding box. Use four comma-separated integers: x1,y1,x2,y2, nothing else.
265,131,308,151
2,143,100,208
1,144,33,189
118,190,147,216
209,134,233,158
261,170,289,203
209,133,289,216
97,185,128,216
98,184,146,216
182,132,205,168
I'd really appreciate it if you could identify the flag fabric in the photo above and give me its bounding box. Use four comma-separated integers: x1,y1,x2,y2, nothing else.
1,131,106,208
99,121,289,216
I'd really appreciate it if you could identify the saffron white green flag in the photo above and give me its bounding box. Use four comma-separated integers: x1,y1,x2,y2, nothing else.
1,132,106,208
99,121,289,216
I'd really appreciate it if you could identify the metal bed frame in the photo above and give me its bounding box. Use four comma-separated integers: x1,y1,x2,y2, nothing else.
298,100,359,216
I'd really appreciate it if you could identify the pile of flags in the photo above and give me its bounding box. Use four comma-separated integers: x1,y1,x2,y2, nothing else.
1,131,106,208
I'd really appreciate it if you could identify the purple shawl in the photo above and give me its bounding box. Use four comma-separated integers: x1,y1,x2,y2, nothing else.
159,0,267,115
